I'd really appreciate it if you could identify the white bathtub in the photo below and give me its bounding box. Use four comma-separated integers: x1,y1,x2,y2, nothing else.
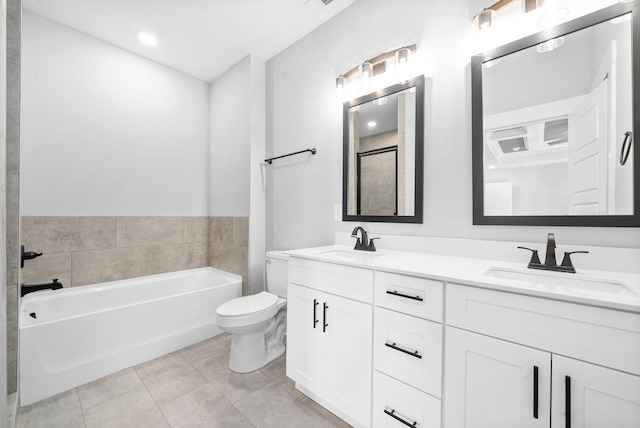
19,267,241,406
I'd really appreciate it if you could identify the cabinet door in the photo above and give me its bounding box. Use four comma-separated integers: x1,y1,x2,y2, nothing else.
286,284,323,394
445,327,551,428
322,293,373,427
552,355,640,428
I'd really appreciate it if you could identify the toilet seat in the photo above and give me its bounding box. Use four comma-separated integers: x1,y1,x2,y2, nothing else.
215,291,286,329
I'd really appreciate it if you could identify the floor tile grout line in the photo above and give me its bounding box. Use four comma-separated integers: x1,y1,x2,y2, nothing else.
75,387,88,428
138,368,173,428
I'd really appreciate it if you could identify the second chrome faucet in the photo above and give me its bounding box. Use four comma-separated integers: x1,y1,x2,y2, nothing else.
518,233,589,273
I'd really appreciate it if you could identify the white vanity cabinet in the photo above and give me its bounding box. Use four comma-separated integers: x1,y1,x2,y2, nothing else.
286,257,374,428
372,271,444,428
444,283,640,428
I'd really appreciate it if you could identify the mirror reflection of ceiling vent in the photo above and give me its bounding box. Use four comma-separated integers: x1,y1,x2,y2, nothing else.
498,137,528,153
491,127,526,140
543,118,569,146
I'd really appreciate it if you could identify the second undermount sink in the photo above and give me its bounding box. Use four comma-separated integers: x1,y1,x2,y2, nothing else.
484,267,637,296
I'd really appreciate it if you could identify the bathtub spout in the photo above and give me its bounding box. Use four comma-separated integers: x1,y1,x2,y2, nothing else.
21,279,63,297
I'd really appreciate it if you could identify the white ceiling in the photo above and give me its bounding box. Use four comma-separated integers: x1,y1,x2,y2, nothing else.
22,0,357,83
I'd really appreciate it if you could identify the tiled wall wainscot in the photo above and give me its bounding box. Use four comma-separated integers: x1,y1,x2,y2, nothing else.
20,217,196,284
21,216,250,292
6,0,21,396
209,217,249,295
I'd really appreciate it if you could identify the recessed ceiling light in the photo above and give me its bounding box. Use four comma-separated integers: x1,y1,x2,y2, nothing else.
136,30,157,46
367,121,377,128
537,37,564,53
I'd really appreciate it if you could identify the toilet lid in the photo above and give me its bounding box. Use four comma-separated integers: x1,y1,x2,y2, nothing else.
217,291,278,317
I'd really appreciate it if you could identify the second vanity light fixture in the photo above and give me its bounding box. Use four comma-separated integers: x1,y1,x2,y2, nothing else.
472,0,582,54
473,0,571,32
335,45,417,94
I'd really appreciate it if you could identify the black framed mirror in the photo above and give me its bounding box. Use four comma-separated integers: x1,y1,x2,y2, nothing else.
472,2,640,226
343,75,424,223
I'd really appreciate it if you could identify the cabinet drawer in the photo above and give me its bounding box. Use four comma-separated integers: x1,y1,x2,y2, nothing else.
374,307,442,397
289,257,374,303
372,371,441,428
375,271,443,322
447,283,640,376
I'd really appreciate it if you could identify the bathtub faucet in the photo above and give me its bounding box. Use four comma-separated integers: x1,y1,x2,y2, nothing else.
21,279,63,297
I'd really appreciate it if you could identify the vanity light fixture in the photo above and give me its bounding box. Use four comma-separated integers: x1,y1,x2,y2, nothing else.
136,30,157,46
472,0,552,33
537,0,569,28
473,8,495,30
335,45,417,94
367,121,377,128
396,47,410,63
360,61,373,79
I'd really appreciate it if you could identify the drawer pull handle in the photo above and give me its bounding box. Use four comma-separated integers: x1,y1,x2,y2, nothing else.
323,302,329,333
533,366,539,419
383,408,418,427
386,289,423,301
565,375,571,428
313,299,319,329
385,341,422,359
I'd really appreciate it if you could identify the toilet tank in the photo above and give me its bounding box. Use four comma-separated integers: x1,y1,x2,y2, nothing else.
266,251,289,298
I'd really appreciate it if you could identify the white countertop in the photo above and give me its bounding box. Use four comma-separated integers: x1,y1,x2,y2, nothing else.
285,245,640,313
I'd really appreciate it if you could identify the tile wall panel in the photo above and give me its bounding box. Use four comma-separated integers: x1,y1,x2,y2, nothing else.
209,217,249,295
72,247,154,287
116,217,184,248
21,216,249,291
6,0,20,395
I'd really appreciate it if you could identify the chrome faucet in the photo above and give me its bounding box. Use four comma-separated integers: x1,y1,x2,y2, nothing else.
351,227,378,251
518,233,588,273
21,279,63,297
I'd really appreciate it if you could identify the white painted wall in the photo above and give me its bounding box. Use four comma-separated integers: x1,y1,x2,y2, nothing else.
210,55,266,293
266,0,640,251
20,11,210,216
209,56,251,217
248,56,267,295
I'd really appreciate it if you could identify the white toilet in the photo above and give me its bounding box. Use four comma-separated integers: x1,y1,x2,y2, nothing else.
215,251,289,373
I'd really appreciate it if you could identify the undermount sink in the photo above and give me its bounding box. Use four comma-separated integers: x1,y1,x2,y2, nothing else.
317,249,385,260
484,267,637,296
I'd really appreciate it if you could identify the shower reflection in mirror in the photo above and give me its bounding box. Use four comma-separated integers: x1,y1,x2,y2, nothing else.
347,89,415,216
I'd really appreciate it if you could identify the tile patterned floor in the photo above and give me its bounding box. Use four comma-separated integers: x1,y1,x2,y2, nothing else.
16,334,351,428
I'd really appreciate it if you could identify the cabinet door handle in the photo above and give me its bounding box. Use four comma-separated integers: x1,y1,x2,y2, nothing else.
323,302,329,332
533,366,539,419
386,289,424,301
383,408,417,427
565,375,571,428
385,341,422,359
313,298,319,328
